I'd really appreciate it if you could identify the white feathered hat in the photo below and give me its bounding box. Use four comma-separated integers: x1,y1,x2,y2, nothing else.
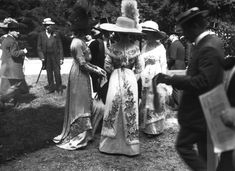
100,0,142,34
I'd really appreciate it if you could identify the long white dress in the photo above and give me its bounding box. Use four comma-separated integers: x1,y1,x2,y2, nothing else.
139,42,170,135
99,42,143,156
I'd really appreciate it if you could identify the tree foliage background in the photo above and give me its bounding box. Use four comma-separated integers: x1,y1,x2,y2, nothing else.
0,0,234,57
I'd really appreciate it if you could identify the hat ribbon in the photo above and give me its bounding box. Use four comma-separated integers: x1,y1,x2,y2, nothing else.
142,26,160,32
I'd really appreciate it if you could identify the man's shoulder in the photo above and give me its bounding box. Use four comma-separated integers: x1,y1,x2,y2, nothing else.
172,40,184,47
39,31,45,35
2,35,15,45
38,31,46,38
207,34,221,42
199,34,223,49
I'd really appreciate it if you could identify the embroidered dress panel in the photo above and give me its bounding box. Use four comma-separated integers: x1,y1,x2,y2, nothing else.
100,42,142,156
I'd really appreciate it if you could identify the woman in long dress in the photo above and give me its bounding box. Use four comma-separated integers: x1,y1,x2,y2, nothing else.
53,5,106,150
98,0,143,156
139,21,170,136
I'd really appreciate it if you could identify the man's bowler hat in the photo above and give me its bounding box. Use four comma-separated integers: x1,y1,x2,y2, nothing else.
176,7,209,25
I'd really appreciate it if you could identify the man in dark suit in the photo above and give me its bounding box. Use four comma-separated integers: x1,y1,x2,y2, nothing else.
167,34,186,110
37,18,64,94
167,34,185,70
153,7,224,171
0,18,28,108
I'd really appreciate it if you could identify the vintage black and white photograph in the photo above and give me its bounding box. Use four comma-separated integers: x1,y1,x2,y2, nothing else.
0,0,235,170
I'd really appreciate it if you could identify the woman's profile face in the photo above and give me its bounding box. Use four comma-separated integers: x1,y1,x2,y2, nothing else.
117,32,129,40
144,31,156,41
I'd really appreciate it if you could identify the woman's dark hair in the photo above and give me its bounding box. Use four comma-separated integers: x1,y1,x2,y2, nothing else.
73,28,88,37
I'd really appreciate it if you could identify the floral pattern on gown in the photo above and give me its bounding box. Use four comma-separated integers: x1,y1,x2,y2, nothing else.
99,42,143,156
139,42,170,135
53,38,102,150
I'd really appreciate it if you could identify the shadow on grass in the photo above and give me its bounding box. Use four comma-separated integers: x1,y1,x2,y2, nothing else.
18,93,37,104
0,104,65,163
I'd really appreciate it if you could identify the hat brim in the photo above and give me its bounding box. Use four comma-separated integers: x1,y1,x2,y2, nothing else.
91,28,101,36
1,23,26,32
92,26,102,31
42,21,55,25
142,29,167,39
170,31,182,35
100,23,142,34
177,10,209,25
92,23,102,31
0,22,7,28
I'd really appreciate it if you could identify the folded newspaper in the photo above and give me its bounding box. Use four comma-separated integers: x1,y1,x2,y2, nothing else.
166,70,186,76
199,84,235,153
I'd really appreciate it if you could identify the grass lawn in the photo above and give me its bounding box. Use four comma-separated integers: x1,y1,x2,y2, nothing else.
0,74,189,171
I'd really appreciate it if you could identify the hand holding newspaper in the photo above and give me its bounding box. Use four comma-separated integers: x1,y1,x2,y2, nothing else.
199,84,235,153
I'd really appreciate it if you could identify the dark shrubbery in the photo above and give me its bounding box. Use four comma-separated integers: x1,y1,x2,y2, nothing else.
0,0,234,57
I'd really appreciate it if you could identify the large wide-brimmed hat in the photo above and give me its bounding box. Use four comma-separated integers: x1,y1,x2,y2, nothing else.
0,22,7,28
176,7,209,25
141,20,166,39
1,18,19,31
100,16,142,34
100,0,142,34
42,18,55,25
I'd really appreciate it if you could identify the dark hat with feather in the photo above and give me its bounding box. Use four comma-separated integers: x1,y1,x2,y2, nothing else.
69,4,89,32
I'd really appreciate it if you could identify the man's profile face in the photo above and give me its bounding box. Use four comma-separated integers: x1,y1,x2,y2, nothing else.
45,25,53,33
181,25,195,43
10,30,20,38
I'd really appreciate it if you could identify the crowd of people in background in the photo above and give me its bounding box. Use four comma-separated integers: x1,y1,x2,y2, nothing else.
0,0,235,170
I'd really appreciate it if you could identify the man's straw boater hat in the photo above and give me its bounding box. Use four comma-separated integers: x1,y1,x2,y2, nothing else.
141,20,166,39
176,7,209,25
42,18,55,25
100,0,142,34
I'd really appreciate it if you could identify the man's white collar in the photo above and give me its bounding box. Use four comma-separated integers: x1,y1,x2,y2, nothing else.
195,30,215,45
46,31,51,38
8,33,15,39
